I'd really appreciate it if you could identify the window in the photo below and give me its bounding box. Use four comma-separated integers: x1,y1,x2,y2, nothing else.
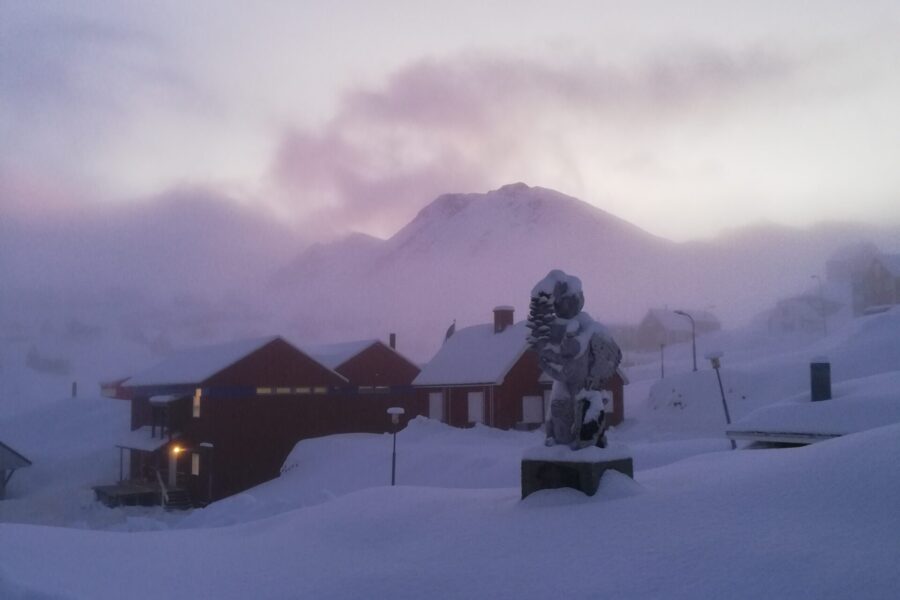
467,391,484,424
275,387,291,394
256,387,273,395
191,452,200,476
428,392,444,422
522,395,544,424
313,386,328,395
295,386,311,394
192,389,202,418
358,386,374,394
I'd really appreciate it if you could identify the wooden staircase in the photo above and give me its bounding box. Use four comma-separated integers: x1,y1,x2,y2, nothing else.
155,470,192,510
163,488,192,510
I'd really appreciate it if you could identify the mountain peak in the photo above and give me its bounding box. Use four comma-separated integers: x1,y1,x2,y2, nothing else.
493,181,532,195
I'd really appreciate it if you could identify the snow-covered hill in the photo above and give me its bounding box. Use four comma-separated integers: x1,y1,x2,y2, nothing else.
272,182,899,359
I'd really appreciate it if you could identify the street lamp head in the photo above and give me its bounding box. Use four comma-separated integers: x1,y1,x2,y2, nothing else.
674,310,687,316
387,406,405,425
705,350,723,370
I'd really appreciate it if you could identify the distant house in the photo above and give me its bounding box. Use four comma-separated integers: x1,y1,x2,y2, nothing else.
413,307,627,430
854,254,900,314
765,294,842,335
97,335,420,507
635,309,720,350
99,376,133,400
0,440,31,499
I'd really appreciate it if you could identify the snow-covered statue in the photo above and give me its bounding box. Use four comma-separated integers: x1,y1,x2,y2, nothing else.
527,270,622,450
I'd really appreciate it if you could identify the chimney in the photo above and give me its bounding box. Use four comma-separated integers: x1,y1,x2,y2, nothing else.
493,306,514,333
389,333,397,349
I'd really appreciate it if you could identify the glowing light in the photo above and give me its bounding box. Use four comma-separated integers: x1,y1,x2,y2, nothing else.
171,445,183,455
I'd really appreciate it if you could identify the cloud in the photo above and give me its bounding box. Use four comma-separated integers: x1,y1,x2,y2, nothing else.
0,185,302,298
0,9,203,191
269,46,795,237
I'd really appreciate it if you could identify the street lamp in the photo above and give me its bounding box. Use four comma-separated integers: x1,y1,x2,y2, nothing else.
387,407,405,486
674,310,697,372
705,351,736,450
811,275,827,336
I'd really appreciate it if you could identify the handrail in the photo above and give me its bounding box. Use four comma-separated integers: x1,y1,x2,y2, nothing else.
155,470,169,506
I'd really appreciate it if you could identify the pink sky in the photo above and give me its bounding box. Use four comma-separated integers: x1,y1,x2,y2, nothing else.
3,1,900,242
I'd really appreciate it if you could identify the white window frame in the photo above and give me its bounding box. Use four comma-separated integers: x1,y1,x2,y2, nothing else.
191,452,200,476
521,395,544,424
428,391,444,422
467,391,484,424
192,389,202,418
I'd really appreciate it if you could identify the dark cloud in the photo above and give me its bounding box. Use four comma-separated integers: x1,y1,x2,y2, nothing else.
271,47,795,236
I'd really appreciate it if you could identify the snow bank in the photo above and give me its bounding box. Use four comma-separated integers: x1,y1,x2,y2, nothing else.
729,370,900,436
2,423,899,599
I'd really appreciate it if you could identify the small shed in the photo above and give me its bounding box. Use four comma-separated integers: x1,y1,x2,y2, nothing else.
0,440,32,499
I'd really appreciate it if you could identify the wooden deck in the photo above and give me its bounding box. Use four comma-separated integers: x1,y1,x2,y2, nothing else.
93,481,163,507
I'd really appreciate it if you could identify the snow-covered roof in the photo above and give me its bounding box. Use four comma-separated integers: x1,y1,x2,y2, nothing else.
115,427,180,452
149,394,184,406
728,372,900,442
413,322,530,386
646,309,719,332
126,336,282,387
304,339,380,370
0,440,32,470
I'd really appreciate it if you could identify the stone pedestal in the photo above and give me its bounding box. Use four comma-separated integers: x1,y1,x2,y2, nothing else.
520,445,633,499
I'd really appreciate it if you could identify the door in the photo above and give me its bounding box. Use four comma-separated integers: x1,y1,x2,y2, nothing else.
428,392,444,422
467,391,484,424
522,395,544,424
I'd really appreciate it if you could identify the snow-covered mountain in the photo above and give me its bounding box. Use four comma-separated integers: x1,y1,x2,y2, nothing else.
272,182,897,359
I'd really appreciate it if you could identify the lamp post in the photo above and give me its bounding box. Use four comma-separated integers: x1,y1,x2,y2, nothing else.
387,407,405,486
674,310,697,372
811,275,827,336
706,351,736,450
660,343,665,379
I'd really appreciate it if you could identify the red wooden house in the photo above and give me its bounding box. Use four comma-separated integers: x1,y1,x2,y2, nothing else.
304,337,422,433
413,307,627,430
97,335,420,507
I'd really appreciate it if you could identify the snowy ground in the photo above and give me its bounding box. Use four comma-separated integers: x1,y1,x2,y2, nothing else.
1,309,898,598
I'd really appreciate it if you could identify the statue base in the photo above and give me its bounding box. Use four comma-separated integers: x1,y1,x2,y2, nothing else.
520,445,633,499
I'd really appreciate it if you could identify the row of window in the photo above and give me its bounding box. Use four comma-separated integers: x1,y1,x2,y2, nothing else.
427,391,556,425
256,386,329,395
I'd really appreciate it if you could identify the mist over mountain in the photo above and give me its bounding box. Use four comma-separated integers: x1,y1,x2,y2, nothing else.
273,183,899,358
2,181,899,410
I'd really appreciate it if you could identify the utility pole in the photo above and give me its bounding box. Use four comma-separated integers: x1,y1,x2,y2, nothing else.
674,310,697,372
660,343,665,379
811,275,828,336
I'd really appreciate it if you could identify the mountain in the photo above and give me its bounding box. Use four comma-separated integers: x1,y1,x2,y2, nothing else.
272,183,899,360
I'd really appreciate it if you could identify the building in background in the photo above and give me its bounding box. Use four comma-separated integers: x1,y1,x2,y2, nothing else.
413,307,627,430
635,309,721,351
95,335,420,507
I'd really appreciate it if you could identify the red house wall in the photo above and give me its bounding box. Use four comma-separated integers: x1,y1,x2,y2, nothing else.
333,342,420,386
415,351,626,431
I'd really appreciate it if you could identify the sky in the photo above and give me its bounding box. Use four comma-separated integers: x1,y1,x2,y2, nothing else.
2,1,900,243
